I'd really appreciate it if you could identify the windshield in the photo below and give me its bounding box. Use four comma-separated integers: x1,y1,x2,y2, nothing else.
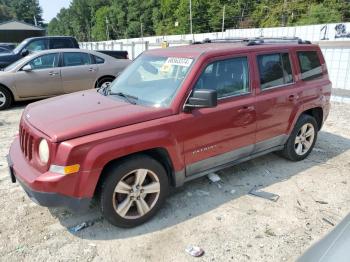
109,55,194,107
13,39,28,54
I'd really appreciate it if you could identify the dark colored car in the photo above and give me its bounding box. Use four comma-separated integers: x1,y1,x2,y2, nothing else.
0,36,79,69
0,43,16,50
8,38,332,228
0,46,10,53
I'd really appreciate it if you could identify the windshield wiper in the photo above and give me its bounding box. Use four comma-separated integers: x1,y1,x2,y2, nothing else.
109,92,138,105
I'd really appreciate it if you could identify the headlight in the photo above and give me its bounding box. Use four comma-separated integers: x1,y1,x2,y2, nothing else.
38,139,49,164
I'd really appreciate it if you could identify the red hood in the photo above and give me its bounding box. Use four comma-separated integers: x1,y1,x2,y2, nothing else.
24,90,173,142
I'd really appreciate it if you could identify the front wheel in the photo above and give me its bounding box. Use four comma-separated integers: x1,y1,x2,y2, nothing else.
281,114,318,161
99,155,169,227
96,77,115,89
0,86,12,110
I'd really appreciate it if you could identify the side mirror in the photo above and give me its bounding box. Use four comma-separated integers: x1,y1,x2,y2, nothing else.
21,49,29,57
185,89,217,109
22,64,32,72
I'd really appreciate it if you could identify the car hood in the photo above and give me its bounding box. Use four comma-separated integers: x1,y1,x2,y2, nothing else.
24,90,174,142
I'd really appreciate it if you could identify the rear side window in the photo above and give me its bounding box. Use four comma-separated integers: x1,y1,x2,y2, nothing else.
93,55,105,64
63,52,91,67
51,38,74,49
194,57,250,98
258,53,293,90
297,51,322,80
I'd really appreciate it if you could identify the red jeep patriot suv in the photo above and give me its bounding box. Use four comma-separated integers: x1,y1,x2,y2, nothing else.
8,38,331,227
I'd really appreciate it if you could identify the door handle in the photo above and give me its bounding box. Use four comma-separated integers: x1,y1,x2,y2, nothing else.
88,68,96,72
49,71,59,76
238,105,255,113
288,94,299,101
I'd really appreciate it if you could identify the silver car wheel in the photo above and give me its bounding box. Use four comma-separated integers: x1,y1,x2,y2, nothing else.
0,91,6,107
100,82,112,89
294,123,315,155
112,169,161,219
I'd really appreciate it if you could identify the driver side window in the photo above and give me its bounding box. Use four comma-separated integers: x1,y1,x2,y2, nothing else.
194,57,250,98
27,53,59,70
26,39,48,52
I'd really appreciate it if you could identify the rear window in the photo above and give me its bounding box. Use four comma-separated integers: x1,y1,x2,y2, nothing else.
93,55,105,64
51,38,74,49
297,51,322,81
257,53,293,90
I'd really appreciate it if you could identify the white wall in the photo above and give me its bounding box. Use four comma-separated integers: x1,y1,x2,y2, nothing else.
80,22,350,91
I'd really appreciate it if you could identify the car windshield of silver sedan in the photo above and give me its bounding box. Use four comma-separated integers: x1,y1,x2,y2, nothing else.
108,54,194,107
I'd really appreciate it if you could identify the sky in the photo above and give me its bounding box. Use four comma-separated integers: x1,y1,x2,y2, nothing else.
39,0,72,23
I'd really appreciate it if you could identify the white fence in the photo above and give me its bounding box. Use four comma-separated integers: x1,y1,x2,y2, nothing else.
80,22,350,91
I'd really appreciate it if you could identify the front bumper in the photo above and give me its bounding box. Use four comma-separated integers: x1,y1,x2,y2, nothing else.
7,138,91,211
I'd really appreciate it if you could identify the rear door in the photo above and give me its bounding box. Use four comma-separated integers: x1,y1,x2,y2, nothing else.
253,50,301,152
14,53,62,98
182,54,257,176
60,52,98,93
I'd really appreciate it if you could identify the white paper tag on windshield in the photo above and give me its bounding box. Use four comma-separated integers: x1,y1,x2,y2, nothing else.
164,57,193,67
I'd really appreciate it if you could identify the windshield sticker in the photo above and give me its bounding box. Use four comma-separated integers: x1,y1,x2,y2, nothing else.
164,57,193,67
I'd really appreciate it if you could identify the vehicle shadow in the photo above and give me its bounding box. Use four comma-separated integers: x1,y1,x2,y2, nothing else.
48,130,350,240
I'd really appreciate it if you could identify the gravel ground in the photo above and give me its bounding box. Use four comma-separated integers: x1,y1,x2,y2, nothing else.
0,101,349,262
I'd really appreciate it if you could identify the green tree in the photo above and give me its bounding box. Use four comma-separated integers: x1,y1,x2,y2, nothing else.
9,0,43,25
297,3,342,25
0,4,12,23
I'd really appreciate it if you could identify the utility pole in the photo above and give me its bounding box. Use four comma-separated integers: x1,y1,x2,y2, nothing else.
282,0,287,27
222,5,225,37
105,17,109,40
189,0,193,39
140,22,143,39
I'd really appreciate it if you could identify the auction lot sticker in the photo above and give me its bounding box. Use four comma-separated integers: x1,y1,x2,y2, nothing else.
164,57,193,67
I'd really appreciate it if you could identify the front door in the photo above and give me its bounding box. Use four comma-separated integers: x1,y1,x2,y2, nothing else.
60,52,98,93
14,53,62,98
182,55,256,176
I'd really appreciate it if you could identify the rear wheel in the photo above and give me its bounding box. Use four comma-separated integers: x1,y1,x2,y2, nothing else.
0,86,12,110
281,114,318,161
99,155,169,227
96,76,115,89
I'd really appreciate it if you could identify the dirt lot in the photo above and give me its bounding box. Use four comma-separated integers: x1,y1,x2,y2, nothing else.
0,101,349,262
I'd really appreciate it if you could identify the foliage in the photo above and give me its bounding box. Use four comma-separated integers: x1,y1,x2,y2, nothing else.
45,0,350,41
0,0,43,26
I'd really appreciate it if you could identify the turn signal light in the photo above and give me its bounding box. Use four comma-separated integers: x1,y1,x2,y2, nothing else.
50,164,80,175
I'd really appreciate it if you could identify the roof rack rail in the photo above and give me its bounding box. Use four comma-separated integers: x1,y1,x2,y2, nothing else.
246,37,311,45
192,37,311,45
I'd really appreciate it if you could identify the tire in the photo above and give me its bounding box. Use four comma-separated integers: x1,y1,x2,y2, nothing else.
99,155,169,227
0,85,12,110
96,76,115,89
281,114,318,161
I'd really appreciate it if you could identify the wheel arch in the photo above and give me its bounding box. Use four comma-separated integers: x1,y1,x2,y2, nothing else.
94,147,176,198
95,75,116,88
302,107,323,131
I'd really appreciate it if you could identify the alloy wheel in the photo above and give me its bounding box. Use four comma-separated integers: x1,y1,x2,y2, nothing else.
112,169,161,219
0,91,6,107
294,123,315,156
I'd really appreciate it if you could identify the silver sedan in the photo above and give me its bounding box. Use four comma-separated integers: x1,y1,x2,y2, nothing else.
0,49,131,110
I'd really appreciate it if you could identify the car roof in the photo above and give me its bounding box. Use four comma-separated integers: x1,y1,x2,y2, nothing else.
24,36,76,41
145,42,319,59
